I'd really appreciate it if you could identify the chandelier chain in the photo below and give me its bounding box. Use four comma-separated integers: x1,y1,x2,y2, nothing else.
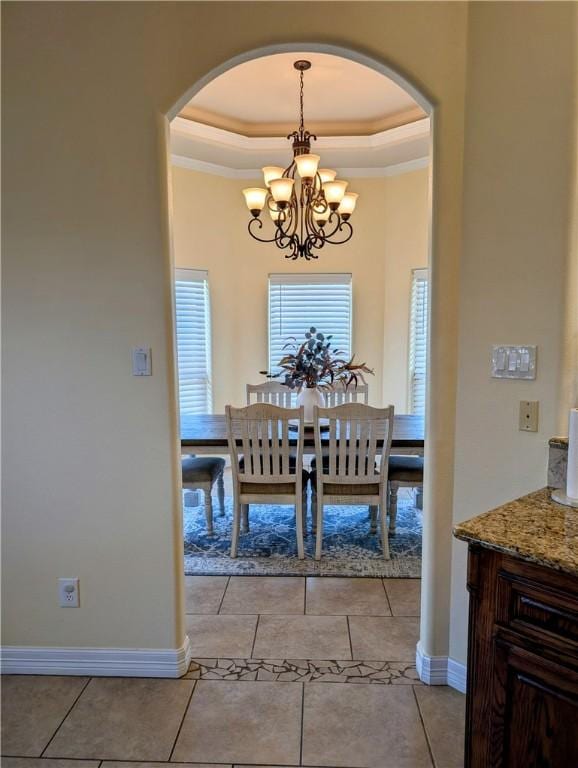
299,69,305,132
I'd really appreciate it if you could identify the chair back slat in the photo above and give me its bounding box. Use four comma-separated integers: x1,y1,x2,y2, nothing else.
226,403,304,484
325,381,369,407
313,402,394,484
347,419,358,477
246,381,294,407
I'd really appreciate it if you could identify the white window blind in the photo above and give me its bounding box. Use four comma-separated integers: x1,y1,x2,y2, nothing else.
268,273,352,374
175,269,212,415
408,268,429,415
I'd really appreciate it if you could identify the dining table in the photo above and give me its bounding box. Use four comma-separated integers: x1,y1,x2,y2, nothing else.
181,413,425,456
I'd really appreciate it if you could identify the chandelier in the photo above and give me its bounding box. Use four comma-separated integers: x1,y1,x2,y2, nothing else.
242,60,358,261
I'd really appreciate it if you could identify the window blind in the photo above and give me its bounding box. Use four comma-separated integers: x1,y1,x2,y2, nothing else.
408,268,429,415
175,269,212,415
268,273,352,375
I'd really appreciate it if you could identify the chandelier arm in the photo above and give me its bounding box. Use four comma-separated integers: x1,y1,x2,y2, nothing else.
320,219,354,246
287,196,299,239
316,210,342,240
247,217,280,244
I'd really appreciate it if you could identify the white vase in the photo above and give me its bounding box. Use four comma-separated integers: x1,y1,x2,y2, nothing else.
297,386,325,423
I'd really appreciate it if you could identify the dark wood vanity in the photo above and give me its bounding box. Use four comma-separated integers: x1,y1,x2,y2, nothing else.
454,488,578,768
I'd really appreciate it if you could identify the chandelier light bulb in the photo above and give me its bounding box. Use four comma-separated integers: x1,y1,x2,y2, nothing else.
242,187,268,216
262,166,284,187
312,206,329,227
323,180,349,210
318,168,337,184
294,153,320,180
242,61,357,260
338,192,359,220
269,177,295,208
269,204,283,223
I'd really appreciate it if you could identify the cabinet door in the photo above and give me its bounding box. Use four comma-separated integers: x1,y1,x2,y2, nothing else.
491,640,578,767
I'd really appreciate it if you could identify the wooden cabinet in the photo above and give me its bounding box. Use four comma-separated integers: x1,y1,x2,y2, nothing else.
465,546,578,768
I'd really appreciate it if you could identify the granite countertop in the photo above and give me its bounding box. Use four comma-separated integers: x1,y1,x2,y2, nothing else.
549,436,569,449
453,487,578,576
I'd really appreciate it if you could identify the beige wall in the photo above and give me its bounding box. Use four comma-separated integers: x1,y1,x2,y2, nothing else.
2,1,576,676
171,165,429,413
383,169,430,408
449,0,578,665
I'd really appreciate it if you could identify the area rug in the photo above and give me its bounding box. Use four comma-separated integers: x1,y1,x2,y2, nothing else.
183,492,421,577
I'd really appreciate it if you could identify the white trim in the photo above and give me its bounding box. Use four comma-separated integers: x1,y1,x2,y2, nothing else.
172,115,430,153
416,642,467,693
447,657,468,694
382,156,429,177
415,641,448,685
269,272,352,286
0,635,192,678
171,154,261,179
171,153,430,180
175,267,208,281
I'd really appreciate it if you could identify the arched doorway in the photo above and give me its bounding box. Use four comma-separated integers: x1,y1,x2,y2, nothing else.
163,43,443,689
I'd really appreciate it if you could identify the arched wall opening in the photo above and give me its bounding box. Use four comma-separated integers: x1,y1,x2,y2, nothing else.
161,42,451,684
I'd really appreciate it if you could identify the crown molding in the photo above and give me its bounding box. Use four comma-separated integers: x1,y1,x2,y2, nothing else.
171,154,261,179
171,153,429,180
171,116,430,153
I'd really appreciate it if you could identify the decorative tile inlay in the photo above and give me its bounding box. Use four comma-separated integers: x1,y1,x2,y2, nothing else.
184,658,420,684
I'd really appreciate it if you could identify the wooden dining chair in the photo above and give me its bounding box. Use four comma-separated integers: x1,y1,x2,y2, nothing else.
310,402,395,560
246,381,295,407
226,403,307,559
388,455,424,532
181,456,226,535
324,381,369,406
309,381,370,476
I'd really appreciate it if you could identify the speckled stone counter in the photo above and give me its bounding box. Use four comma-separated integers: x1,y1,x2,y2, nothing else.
549,436,568,488
454,487,578,576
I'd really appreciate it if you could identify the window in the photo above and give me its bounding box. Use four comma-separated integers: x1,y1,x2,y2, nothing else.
268,273,352,374
174,269,212,414
408,268,429,415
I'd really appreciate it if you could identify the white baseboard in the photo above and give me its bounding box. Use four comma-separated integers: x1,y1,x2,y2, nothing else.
447,656,467,693
0,635,192,678
416,642,467,693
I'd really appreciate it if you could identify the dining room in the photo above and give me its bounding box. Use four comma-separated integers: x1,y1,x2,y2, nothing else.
171,51,430,583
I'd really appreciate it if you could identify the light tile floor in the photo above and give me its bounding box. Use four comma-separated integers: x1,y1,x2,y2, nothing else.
2,576,465,768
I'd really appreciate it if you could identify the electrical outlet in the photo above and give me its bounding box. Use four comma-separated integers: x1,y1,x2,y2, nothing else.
519,401,539,432
58,578,79,607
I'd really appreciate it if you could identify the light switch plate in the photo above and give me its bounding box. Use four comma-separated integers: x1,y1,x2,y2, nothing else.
492,345,536,379
519,400,539,432
132,347,152,376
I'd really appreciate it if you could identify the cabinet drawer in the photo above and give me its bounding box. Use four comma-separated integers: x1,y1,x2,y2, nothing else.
497,571,578,657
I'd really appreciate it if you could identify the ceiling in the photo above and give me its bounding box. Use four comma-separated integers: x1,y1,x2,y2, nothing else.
171,52,430,176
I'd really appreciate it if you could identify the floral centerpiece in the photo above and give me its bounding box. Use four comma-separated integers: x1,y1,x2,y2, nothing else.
261,327,373,421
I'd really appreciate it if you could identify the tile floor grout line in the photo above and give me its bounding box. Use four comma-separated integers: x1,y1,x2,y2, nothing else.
299,680,305,767
217,575,232,614
0,756,102,762
39,676,93,757
380,577,394,615
249,614,260,658
412,684,437,768
167,680,197,762
345,615,354,661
